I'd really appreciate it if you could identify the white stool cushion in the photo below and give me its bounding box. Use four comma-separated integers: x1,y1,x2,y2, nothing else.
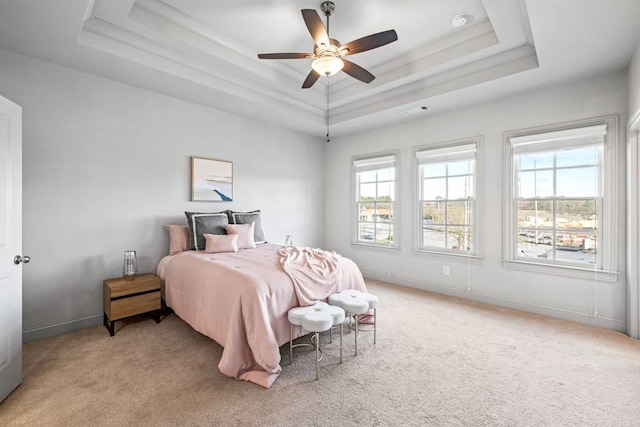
301,312,333,332
328,290,378,315
288,301,345,332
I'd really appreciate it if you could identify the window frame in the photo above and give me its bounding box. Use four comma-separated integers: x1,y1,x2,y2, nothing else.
413,137,483,260
503,116,619,281
352,151,400,249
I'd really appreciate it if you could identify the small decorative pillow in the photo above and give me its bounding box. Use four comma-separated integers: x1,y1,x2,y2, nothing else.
204,233,239,253
165,225,190,255
231,210,266,244
225,222,256,249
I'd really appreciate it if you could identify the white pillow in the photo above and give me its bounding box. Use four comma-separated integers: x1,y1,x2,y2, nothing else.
203,233,239,253
224,222,256,249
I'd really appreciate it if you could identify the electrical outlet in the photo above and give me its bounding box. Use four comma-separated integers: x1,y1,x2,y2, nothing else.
443,266,450,276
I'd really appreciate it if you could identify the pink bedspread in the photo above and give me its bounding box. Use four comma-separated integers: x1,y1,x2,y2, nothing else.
160,244,367,388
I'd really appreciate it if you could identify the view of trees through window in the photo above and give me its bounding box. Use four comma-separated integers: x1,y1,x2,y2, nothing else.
422,199,473,251
420,158,475,252
356,167,395,244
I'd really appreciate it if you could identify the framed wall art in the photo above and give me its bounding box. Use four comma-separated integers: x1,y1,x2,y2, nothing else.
191,156,233,202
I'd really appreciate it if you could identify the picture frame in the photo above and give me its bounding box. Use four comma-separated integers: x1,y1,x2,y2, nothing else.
191,156,233,202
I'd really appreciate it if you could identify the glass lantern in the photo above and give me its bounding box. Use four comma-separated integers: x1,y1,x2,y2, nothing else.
123,250,138,281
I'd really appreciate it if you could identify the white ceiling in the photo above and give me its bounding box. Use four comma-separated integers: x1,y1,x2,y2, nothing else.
0,0,639,139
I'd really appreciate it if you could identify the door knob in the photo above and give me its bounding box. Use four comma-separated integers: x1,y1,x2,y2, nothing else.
14,255,31,265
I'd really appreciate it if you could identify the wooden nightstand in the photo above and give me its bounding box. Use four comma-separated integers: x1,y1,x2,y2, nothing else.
103,273,161,336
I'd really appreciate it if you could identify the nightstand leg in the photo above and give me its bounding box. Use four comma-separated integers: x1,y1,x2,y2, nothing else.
103,313,115,337
153,310,161,324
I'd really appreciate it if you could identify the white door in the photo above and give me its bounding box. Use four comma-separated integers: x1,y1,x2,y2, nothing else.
0,94,22,403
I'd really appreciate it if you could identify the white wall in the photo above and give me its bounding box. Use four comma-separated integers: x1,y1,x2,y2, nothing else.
626,42,640,338
0,49,326,341
325,70,629,332
629,43,640,120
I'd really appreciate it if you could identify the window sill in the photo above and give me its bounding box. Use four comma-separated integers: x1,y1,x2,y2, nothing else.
352,242,400,251
412,249,484,264
502,259,619,282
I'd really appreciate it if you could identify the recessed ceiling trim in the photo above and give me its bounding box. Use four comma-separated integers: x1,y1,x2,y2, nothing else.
127,6,325,106
131,0,260,70
330,19,499,96
79,18,324,124
331,30,501,110
331,44,539,126
129,1,326,106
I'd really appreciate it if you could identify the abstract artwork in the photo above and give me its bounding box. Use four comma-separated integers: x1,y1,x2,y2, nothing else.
191,157,233,202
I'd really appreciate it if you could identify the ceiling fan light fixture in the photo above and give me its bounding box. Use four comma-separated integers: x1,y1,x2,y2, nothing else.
312,56,344,76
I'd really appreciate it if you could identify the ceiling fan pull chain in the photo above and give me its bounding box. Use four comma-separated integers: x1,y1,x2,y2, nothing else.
326,78,331,143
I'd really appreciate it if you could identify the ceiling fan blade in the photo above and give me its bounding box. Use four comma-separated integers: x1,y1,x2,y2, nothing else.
302,70,321,89
342,59,375,84
301,9,330,47
257,53,312,59
340,30,398,56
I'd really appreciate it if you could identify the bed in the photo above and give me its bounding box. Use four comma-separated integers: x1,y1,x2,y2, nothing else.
157,242,368,388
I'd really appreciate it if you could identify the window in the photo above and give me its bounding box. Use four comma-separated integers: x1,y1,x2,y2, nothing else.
353,153,397,246
504,117,618,278
416,142,478,254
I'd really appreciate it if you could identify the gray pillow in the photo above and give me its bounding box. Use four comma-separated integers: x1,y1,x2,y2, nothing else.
191,213,229,251
231,210,266,244
185,211,231,250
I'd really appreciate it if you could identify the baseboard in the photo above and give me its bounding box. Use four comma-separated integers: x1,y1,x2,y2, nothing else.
22,314,103,343
363,271,627,333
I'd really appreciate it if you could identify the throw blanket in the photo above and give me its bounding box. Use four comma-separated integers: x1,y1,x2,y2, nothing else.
279,246,342,306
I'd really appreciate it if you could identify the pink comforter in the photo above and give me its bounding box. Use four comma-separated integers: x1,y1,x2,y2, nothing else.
161,244,367,388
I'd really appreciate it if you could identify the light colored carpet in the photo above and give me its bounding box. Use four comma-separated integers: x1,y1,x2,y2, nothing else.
1,279,639,426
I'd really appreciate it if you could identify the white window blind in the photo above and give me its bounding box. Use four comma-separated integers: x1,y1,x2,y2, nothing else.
416,143,476,163
353,155,396,172
510,124,606,155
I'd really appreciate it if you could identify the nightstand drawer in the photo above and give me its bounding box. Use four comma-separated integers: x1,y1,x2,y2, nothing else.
107,274,160,298
108,291,160,321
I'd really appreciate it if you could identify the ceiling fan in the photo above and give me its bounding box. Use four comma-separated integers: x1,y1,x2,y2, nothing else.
257,1,398,89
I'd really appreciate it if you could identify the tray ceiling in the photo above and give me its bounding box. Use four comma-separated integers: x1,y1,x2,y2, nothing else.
0,0,639,138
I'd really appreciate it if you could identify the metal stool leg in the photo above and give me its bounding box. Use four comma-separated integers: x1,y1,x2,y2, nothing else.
374,307,377,346
315,332,320,380
289,323,293,365
339,322,343,364
355,314,359,356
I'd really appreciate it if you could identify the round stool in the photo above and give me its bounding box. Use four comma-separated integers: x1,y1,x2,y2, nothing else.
328,290,378,356
288,301,345,380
